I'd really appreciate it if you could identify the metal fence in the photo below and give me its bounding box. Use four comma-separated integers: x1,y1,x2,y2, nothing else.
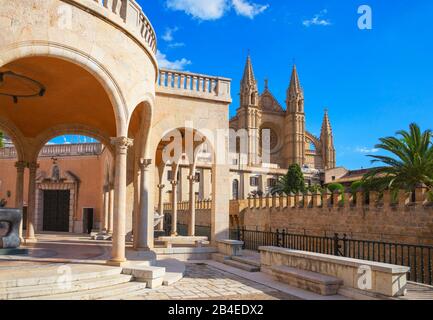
162,223,433,285
231,227,433,286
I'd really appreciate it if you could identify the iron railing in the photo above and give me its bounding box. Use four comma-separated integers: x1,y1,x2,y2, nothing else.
231,227,433,286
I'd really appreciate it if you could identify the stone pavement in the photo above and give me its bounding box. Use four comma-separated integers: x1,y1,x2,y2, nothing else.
123,263,299,300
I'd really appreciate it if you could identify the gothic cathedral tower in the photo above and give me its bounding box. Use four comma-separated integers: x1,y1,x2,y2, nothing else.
236,55,261,165
284,65,306,166
320,109,336,169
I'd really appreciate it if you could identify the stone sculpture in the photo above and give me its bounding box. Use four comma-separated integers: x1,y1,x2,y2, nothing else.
0,208,22,249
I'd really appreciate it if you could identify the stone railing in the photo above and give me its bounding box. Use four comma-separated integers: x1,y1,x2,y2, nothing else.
163,200,212,211
0,143,104,159
157,69,231,102
0,147,17,159
245,185,431,210
89,0,156,53
39,143,104,157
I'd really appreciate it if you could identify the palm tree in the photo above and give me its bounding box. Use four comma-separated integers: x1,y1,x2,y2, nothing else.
271,164,306,195
363,123,433,191
0,131,4,148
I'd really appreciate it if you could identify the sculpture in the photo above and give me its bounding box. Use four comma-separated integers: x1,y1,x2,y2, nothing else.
0,208,22,249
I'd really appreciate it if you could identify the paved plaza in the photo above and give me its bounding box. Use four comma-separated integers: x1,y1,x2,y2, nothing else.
124,263,298,300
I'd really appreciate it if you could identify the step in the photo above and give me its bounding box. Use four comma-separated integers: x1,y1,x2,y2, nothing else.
0,265,122,290
26,281,148,300
103,286,152,300
231,256,261,268
271,265,343,296
2,274,132,300
122,266,166,289
154,259,186,286
223,259,260,272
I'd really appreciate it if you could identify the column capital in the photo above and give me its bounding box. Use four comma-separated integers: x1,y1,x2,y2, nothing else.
170,180,178,186
187,175,199,183
139,158,152,170
27,162,39,171
15,161,27,171
111,137,133,153
157,184,165,189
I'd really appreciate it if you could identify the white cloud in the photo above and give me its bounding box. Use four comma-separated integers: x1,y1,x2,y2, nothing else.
167,0,228,20
156,50,191,70
162,27,179,42
355,147,379,154
166,0,268,20
303,9,332,27
168,42,186,48
232,0,269,19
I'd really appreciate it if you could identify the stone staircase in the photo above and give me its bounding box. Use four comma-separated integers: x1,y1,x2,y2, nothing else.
0,259,185,300
222,256,261,272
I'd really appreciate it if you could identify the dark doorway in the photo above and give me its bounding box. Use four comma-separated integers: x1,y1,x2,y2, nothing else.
83,208,94,234
22,206,28,230
43,190,70,232
163,213,172,236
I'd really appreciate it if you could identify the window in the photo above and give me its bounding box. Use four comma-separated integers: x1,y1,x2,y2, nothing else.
332,176,336,181
232,179,239,200
195,172,201,182
250,176,259,186
167,170,173,180
267,178,277,187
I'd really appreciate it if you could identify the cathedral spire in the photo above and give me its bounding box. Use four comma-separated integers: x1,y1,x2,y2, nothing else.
240,54,258,108
288,64,302,97
241,54,256,87
320,108,336,169
321,109,333,137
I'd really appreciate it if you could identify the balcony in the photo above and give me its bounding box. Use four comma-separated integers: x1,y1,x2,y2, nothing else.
157,69,232,103
84,0,157,53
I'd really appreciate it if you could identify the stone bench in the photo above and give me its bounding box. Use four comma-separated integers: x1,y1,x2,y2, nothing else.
158,236,209,248
260,246,410,297
271,265,343,296
217,240,244,257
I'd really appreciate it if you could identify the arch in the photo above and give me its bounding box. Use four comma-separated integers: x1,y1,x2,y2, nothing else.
127,97,154,160
32,124,114,162
0,117,26,161
0,42,128,136
305,131,322,153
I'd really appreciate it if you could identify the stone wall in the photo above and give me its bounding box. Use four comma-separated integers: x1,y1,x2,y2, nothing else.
164,185,433,246
240,186,433,245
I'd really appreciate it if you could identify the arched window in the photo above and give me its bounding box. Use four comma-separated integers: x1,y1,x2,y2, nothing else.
232,179,239,200
251,93,256,105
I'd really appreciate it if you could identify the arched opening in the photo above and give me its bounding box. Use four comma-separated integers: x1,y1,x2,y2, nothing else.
153,127,212,238
0,130,19,208
0,56,119,140
30,134,113,234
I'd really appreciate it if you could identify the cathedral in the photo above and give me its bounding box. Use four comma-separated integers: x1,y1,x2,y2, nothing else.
228,56,337,198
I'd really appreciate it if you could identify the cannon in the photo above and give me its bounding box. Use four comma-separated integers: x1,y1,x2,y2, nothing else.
0,208,22,249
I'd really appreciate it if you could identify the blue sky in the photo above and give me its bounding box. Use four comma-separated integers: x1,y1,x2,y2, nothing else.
135,0,433,170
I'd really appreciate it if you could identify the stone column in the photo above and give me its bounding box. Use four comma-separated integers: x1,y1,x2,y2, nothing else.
136,159,153,250
108,184,114,234
101,186,109,233
25,162,39,242
157,184,165,231
170,180,178,236
15,161,26,241
108,137,133,266
211,163,230,243
187,172,198,236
